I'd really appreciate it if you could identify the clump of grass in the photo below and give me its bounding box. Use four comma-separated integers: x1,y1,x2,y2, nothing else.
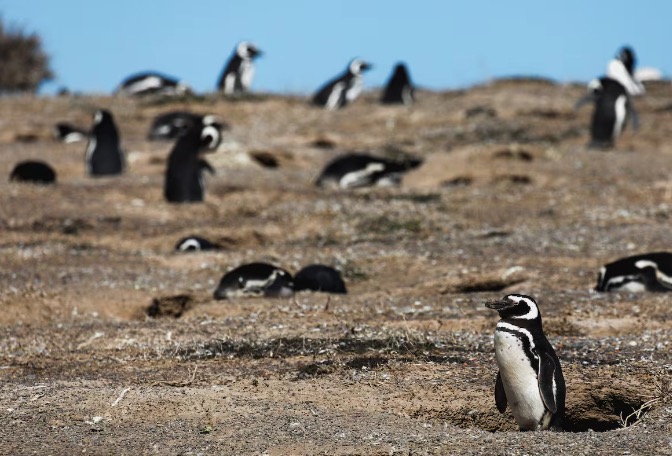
618,369,671,428
357,215,423,235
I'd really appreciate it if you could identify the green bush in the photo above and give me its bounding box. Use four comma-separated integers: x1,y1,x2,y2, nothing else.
0,20,53,93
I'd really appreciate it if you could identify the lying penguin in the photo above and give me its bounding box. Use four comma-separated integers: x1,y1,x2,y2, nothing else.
316,153,422,189
213,263,347,299
595,252,672,292
10,160,57,184
213,263,294,299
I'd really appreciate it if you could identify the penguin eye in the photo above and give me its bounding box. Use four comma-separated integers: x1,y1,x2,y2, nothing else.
238,277,245,288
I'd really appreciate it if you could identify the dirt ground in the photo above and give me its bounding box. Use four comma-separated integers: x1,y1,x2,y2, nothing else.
1,80,672,455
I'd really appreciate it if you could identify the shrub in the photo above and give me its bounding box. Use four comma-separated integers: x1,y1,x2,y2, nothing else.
0,19,53,93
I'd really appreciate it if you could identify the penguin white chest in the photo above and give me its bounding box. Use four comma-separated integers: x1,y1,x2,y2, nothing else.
345,76,363,102
239,60,255,90
494,329,547,430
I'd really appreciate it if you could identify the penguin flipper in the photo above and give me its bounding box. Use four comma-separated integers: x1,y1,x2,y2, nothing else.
495,371,507,413
199,159,215,175
538,352,558,414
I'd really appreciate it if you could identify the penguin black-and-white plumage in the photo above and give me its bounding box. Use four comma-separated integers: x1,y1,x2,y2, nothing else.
381,63,414,105
148,111,227,141
164,116,222,203
86,109,124,176
606,46,645,97
217,41,262,95
117,72,191,97
175,235,222,252
213,262,294,300
312,59,372,110
294,264,347,294
55,123,87,143
10,160,57,184
575,77,638,148
316,153,422,188
485,294,565,431
595,252,672,292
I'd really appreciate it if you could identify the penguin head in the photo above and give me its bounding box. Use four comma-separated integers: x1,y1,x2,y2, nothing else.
200,117,223,151
393,63,408,77
237,41,262,60
349,59,373,75
616,46,636,75
485,294,540,321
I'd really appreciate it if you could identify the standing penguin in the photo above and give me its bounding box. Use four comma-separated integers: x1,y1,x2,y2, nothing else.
217,41,262,95
575,77,638,148
164,117,222,203
381,63,414,105
312,58,372,110
485,294,565,431
607,46,645,97
86,109,124,176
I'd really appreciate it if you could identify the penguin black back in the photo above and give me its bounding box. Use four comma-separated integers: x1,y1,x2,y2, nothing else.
595,252,672,292
10,160,56,184
294,264,347,294
485,294,566,431
86,109,124,176
213,262,294,299
164,118,221,203
381,63,414,105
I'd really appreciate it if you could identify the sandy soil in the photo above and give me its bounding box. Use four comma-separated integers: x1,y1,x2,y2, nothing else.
1,80,671,455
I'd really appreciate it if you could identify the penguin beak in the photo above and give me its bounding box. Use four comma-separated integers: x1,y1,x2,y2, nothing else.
251,48,262,58
361,62,373,72
485,299,513,311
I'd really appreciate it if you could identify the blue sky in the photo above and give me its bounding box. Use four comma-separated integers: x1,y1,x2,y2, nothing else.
1,0,670,95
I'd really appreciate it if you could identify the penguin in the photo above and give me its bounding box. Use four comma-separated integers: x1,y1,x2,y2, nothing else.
312,58,372,110
10,160,56,184
117,71,191,97
485,294,566,431
606,46,645,97
316,153,422,188
595,252,672,292
164,117,222,203
54,122,87,143
148,111,227,141
213,262,294,299
86,109,124,176
381,63,414,105
217,41,262,95
175,235,222,252
575,77,638,148
294,264,347,294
